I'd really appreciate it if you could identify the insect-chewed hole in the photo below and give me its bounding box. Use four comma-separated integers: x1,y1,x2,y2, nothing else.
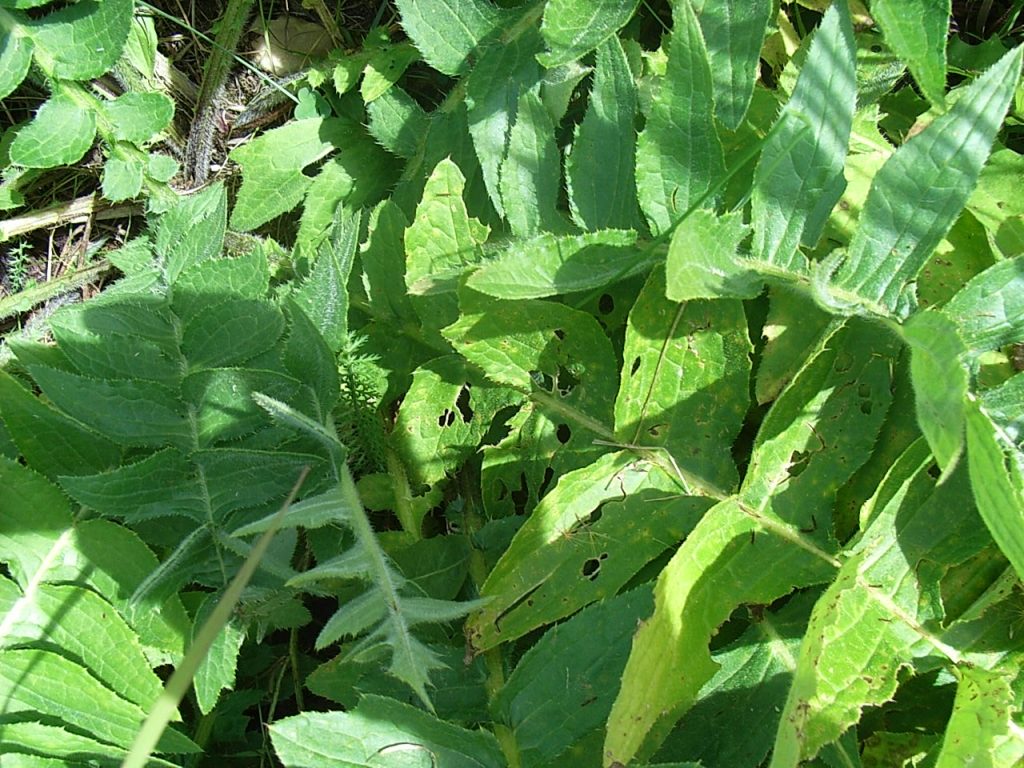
556,364,580,396
630,356,641,376
860,400,873,415
456,383,473,422
537,466,555,498
581,552,608,581
788,449,810,477
554,328,566,340
556,423,572,444
834,352,854,373
598,293,615,314
510,472,530,515
529,369,555,392
927,462,941,479
437,409,456,427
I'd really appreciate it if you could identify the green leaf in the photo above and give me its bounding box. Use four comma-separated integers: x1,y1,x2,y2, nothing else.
468,451,713,651
823,45,1023,318
965,398,1024,582
361,200,417,326
465,29,543,219
904,310,968,474
405,158,489,333
665,209,757,302
0,721,177,767
871,0,950,106
235,485,354,537
104,91,174,143
751,0,855,271
934,667,1024,767
0,458,190,658
102,153,145,201
317,592,388,647
270,696,504,768
155,182,227,283
294,137,398,256
27,0,133,79
387,535,470,600
28,366,191,449
289,550,370,588
606,321,897,764
616,266,751,493
537,0,640,69
636,0,723,235
229,118,350,231
184,368,299,446
691,0,773,129
361,41,420,102
743,321,899,528
181,298,285,370
0,649,196,754
393,0,507,76
444,291,618,414
0,29,32,100
398,595,487,625
566,36,642,231
172,248,270,318
147,152,179,182
466,229,645,300
0,370,121,479
981,373,1024,447
945,256,1024,359
283,301,340,419
499,91,562,237
657,594,816,768
968,148,1024,259
51,294,176,352
390,103,490,224
198,450,325,521
0,579,164,710
494,587,654,768
294,206,361,351
192,597,246,715
447,291,618,518
365,85,429,160
392,355,518,489
772,458,989,765
59,448,201,523
917,210,995,309
541,58,592,125
9,93,96,168
121,14,158,77
606,498,833,765
755,290,832,405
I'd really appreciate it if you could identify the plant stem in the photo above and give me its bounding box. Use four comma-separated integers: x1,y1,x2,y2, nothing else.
183,0,254,186
0,259,112,323
0,194,142,242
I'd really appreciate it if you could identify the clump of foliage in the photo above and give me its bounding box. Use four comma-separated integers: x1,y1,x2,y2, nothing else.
3,0,1024,766
0,0,179,210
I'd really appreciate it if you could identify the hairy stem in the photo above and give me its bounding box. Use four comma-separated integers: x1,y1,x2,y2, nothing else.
183,0,254,185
